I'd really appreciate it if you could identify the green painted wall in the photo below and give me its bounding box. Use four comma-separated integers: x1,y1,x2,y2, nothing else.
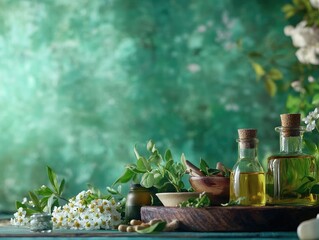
0,0,289,211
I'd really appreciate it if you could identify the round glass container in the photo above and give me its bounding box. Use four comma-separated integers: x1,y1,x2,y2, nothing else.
30,213,53,232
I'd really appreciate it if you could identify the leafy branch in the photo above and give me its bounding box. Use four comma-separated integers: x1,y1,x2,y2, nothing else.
16,166,67,216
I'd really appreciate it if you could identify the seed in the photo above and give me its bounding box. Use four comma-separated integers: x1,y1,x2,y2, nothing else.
127,226,136,232
118,224,128,232
141,223,150,227
130,219,143,226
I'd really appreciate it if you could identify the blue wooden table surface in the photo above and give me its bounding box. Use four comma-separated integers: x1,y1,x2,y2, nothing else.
0,215,298,239
0,225,298,239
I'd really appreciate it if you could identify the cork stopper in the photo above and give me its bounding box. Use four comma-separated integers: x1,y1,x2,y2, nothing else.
280,113,301,136
238,129,257,148
238,129,257,139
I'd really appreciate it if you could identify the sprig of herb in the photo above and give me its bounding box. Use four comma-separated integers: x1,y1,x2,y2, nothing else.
178,192,211,208
16,166,67,216
114,140,187,192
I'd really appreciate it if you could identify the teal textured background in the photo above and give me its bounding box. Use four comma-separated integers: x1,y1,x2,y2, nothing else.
0,0,290,211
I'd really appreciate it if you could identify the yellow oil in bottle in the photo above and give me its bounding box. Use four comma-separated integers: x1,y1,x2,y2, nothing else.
230,172,266,206
266,155,317,206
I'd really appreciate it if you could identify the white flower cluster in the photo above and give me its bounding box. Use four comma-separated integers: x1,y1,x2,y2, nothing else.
303,108,319,131
283,0,319,65
284,21,319,65
10,207,30,226
310,0,319,9
52,190,121,230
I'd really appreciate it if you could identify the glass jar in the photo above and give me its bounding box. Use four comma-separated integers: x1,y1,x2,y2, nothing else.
266,114,317,206
230,129,266,206
125,184,152,222
30,213,53,232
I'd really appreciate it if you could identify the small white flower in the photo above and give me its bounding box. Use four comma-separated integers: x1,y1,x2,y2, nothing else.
11,207,30,227
303,108,319,131
284,21,319,65
197,25,207,33
291,80,305,93
51,191,122,230
187,63,201,73
310,0,319,9
308,75,315,82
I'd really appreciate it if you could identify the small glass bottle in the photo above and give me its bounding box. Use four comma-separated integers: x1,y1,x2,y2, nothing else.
266,113,317,206
230,129,266,206
125,184,152,222
29,213,53,232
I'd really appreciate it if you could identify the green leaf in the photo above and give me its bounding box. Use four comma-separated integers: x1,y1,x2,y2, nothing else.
147,140,155,152
58,179,65,196
295,181,312,194
304,139,318,155
136,221,167,234
180,153,186,167
141,172,155,188
16,201,27,210
113,168,135,185
312,94,319,105
35,186,53,196
149,151,162,165
311,184,319,194
137,157,150,172
25,208,39,216
199,159,209,175
248,51,263,58
106,186,119,195
47,166,59,192
28,191,41,210
286,94,301,112
152,172,163,185
134,145,140,159
207,169,221,176
251,62,265,81
267,68,283,81
164,149,173,162
178,193,210,208
165,159,174,170
282,4,297,18
47,194,55,213
265,78,277,97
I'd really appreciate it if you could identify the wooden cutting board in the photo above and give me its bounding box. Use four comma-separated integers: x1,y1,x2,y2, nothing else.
141,205,319,232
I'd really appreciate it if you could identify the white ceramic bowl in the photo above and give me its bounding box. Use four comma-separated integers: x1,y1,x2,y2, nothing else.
156,192,200,207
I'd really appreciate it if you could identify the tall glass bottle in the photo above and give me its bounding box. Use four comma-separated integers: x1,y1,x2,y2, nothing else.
230,129,266,206
266,113,317,206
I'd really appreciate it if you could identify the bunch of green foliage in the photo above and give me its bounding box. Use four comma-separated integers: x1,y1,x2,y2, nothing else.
15,167,67,216
282,0,319,26
114,140,187,192
16,166,126,217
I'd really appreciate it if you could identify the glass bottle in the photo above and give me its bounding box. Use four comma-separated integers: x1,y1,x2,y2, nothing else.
125,184,152,222
266,113,317,206
230,129,266,206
